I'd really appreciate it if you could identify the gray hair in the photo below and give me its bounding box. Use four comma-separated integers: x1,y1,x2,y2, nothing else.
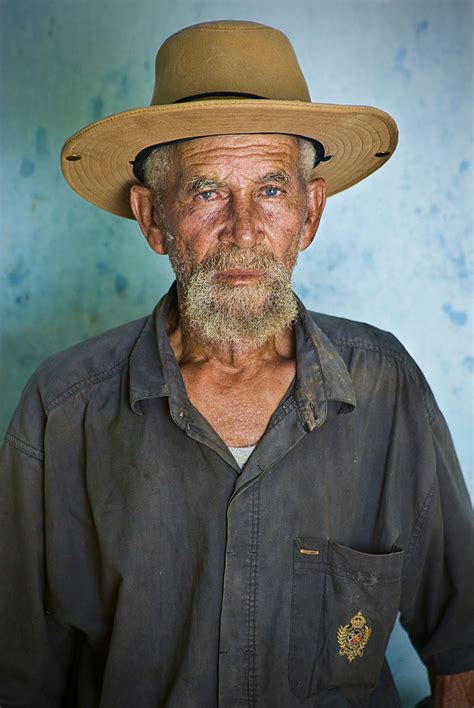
142,136,316,202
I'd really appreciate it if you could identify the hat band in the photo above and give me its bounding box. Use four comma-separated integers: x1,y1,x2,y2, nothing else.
174,91,267,103
131,92,332,181
132,135,331,182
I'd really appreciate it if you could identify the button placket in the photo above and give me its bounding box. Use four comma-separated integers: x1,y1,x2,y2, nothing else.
218,481,261,707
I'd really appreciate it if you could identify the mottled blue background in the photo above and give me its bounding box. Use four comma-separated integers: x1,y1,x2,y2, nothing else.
1,1,472,705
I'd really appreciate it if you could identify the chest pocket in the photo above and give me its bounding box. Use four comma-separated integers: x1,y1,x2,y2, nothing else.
288,537,404,700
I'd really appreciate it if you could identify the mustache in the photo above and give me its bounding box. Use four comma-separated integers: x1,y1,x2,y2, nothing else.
195,247,286,275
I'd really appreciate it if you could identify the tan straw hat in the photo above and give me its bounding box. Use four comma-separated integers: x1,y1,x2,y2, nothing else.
61,20,398,219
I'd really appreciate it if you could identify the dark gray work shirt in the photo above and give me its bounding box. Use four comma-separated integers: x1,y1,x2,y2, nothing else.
1,285,473,708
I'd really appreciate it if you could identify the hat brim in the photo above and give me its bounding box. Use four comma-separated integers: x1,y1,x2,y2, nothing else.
60,99,398,219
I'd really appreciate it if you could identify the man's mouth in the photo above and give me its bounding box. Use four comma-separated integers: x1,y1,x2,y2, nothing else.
212,268,266,283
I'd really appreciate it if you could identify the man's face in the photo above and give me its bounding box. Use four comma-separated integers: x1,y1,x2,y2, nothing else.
160,134,310,274
133,133,326,348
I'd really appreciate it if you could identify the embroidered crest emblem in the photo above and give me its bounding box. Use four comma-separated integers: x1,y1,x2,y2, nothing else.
337,611,372,662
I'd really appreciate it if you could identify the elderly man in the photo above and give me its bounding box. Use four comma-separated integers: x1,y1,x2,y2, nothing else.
1,20,473,708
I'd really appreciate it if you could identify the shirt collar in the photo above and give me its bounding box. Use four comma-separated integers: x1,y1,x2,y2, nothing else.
292,293,356,431
129,282,189,424
129,283,356,426
128,294,170,413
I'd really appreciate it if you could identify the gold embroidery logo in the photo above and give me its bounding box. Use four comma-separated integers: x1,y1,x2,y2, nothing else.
337,611,372,662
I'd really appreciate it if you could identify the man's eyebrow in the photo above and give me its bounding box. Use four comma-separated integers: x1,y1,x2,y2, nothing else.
183,176,222,192
182,171,291,192
256,171,291,185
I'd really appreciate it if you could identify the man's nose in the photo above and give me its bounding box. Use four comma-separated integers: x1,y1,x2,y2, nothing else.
220,198,263,249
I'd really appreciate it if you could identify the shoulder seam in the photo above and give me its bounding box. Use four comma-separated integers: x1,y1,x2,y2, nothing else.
331,336,417,370
4,433,43,461
405,478,437,565
45,359,127,412
427,406,443,430
330,337,437,423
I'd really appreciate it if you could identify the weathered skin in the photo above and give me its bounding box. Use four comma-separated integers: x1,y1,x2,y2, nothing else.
130,134,326,446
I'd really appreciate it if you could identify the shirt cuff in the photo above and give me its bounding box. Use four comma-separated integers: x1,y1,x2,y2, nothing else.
425,647,474,675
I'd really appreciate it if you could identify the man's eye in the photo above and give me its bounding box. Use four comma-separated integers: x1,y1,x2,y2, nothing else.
198,190,216,201
263,185,281,197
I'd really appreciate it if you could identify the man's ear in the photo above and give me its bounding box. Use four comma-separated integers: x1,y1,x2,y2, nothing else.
299,177,327,252
130,185,168,255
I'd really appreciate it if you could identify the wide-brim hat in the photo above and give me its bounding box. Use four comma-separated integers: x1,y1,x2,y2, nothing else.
61,20,398,220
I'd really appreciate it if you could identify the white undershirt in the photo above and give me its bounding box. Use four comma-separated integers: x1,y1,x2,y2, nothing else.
228,444,256,469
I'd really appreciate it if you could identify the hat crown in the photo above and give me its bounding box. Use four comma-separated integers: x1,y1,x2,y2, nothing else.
151,20,311,105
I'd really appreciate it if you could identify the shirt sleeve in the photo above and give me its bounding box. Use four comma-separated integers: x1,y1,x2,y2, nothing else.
0,390,76,706
399,406,474,675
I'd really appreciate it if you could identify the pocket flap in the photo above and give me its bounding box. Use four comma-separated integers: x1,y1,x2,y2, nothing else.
328,542,404,584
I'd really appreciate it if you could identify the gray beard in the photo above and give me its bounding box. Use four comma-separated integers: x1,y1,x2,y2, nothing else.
168,244,300,350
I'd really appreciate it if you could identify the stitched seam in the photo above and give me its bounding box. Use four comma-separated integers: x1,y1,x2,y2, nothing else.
45,360,127,411
300,311,329,422
186,425,232,460
428,407,445,432
4,433,43,461
424,644,474,657
405,479,437,565
294,383,310,421
267,398,297,430
331,338,436,423
426,402,436,425
331,338,420,376
248,481,260,706
66,103,379,140
328,565,402,585
292,565,401,585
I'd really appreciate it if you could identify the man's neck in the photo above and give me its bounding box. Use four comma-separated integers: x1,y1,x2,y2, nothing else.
168,320,295,373
167,313,297,447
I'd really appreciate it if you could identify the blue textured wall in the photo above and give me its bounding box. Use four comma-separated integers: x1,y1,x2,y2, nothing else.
1,2,472,705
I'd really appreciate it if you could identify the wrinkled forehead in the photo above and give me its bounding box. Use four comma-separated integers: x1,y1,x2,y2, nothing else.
172,133,301,172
